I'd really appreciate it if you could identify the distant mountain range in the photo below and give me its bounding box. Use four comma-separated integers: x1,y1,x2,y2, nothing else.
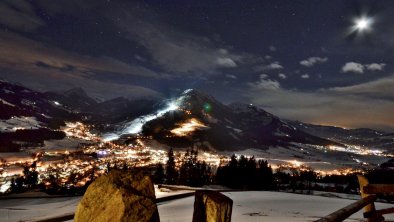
0,80,157,151
287,121,394,150
135,89,338,150
1,80,393,152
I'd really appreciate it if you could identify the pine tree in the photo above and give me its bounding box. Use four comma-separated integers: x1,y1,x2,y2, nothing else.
153,163,165,184
165,148,178,184
258,160,273,190
23,161,38,189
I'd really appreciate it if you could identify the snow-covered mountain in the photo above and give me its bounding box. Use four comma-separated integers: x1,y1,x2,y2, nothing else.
2,80,391,153
0,80,158,151
109,89,338,150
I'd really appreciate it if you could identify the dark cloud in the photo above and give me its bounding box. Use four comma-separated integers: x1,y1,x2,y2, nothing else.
0,31,163,77
0,0,44,31
328,74,394,100
225,74,238,79
113,9,254,75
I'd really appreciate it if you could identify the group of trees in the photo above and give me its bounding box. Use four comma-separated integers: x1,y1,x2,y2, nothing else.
153,148,212,187
216,155,273,190
154,149,275,190
10,161,38,193
152,149,378,193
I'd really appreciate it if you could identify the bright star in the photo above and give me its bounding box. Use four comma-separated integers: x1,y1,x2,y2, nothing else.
354,17,372,32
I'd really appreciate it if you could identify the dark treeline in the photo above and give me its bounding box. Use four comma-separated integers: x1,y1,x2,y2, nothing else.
216,154,273,190
154,149,394,195
154,148,274,190
153,148,212,187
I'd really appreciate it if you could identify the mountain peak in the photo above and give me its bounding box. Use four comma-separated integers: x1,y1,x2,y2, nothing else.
64,87,88,97
181,89,210,98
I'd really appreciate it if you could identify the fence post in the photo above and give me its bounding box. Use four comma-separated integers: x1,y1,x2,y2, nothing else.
192,190,233,222
357,175,384,222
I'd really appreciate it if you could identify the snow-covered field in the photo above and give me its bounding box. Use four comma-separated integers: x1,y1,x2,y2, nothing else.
159,191,394,222
0,196,81,222
1,191,394,222
0,117,42,132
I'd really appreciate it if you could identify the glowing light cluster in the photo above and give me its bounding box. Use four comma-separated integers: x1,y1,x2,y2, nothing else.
327,145,385,156
63,122,100,141
289,160,302,167
170,118,208,136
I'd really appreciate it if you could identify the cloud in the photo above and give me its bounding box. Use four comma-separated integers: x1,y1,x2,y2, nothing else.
225,74,238,79
29,0,264,78
341,62,386,74
248,74,280,91
0,31,165,99
0,32,161,78
365,63,386,71
0,1,44,32
260,74,269,79
328,75,394,100
111,5,256,75
256,61,283,71
244,80,394,132
269,45,277,52
2,69,162,100
216,58,237,67
299,57,328,67
301,74,310,79
0,0,269,100
278,73,287,79
341,62,364,73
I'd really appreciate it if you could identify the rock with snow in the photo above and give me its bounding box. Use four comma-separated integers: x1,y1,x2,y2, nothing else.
74,170,160,222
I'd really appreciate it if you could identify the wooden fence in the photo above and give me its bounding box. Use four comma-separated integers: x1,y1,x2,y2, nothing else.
316,175,394,222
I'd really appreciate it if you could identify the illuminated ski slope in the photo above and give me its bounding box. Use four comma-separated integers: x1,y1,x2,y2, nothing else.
103,92,189,141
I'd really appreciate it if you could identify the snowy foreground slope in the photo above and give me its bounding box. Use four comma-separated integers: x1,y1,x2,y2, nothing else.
159,191,394,222
1,191,394,222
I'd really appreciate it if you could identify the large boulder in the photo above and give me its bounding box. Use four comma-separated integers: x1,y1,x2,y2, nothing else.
75,170,160,222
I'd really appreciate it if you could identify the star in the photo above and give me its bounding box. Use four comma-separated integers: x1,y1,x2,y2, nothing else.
354,17,373,32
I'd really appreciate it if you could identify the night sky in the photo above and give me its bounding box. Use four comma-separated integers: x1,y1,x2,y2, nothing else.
0,0,393,131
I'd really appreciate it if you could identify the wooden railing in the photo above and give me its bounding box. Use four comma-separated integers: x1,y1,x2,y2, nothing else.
316,175,394,222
